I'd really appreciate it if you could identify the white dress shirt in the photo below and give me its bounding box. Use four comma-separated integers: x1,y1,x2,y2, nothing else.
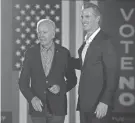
81,27,101,64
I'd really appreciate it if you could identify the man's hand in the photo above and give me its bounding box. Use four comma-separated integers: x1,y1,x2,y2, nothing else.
48,85,60,94
31,96,43,112
94,102,108,119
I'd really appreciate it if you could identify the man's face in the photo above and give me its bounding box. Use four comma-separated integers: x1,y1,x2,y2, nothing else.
37,22,55,45
81,8,99,32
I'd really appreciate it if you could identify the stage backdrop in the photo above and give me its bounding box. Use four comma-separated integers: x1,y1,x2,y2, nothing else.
100,0,135,122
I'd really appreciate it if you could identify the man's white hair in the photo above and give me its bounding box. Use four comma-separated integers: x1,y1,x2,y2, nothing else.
36,19,56,33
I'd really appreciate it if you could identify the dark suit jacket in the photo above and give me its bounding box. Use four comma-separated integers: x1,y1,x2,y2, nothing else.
19,43,77,116
72,30,118,112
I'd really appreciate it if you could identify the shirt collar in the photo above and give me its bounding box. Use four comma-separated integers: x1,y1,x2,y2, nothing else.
85,27,101,44
40,41,54,52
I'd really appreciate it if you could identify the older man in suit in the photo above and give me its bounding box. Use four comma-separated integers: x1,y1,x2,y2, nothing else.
18,19,77,123
72,2,118,123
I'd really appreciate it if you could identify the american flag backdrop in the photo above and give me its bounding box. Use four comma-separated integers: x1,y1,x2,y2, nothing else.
12,0,61,70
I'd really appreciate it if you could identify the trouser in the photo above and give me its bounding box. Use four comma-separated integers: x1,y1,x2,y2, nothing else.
31,112,65,123
31,102,65,123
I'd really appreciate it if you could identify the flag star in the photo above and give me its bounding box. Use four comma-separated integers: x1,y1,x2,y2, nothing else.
55,16,60,21
25,28,31,33
20,22,26,27
35,16,40,21
45,4,50,9
20,57,25,62
30,10,35,15
15,62,21,68
16,51,21,56
46,16,50,19
15,4,20,9
55,39,60,44
15,28,21,32
35,40,39,44
50,10,55,15
21,33,26,39
40,10,45,15
25,39,31,45
35,4,40,9
21,45,26,50
16,39,21,44
31,22,36,27
31,34,36,39
20,10,25,15
16,16,21,21
55,4,60,9
25,4,30,9
56,28,60,33
25,16,31,21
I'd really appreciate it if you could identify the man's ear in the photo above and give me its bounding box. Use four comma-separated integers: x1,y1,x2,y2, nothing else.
52,31,55,39
96,16,100,23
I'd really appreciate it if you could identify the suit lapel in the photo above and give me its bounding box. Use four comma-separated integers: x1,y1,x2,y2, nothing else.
81,30,103,70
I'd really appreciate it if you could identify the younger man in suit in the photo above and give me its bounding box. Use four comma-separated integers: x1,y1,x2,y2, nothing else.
72,2,118,123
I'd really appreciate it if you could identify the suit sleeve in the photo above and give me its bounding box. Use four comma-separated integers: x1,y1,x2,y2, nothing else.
18,51,34,103
65,51,77,92
71,57,81,70
100,40,118,106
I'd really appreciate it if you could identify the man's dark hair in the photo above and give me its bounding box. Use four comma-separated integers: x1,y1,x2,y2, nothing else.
83,2,101,17
83,2,102,25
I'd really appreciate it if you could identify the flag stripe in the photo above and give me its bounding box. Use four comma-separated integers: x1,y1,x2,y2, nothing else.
19,91,27,123
75,1,83,123
2,0,18,123
62,1,70,49
12,71,20,123
69,1,76,123
62,1,70,123
19,65,27,123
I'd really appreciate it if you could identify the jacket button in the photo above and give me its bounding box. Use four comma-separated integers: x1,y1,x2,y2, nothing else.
46,81,48,83
44,91,46,94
